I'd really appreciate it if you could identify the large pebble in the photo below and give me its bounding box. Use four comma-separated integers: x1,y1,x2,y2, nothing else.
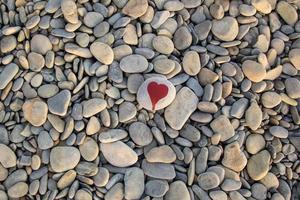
79,137,99,161
247,150,270,180
198,172,220,190
22,98,48,126
261,92,281,108
0,63,19,90
47,90,71,116
145,180,169,197
28,52,45,72
122,0,148,18
31,34,52,55
90,42,114,65
165,87,198,130
212,17,239,41
98,129,128,143
269,126,288,138
124,167,144,199
289,49,300,70
50,146,81,172
120,54,148,73
245,101,262,130
152,35,174,54
210,115,235,142
0,35,17,53
165,181,190,200
142,160,176,179
101,141,138,167
183,51,201,76
145,145,176,163
129,122,153,146
82,98,107,118
246,134,265,154
285,78,300,99
137,77,176,111
0,144,17,168
173,26,192,50
7,182,28,198
276,1,298,25
61,0,78,24
242,60,266,82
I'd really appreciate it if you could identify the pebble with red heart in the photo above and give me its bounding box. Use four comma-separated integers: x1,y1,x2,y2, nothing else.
137,77,176,111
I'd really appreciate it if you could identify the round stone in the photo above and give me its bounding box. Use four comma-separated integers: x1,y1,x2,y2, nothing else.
0,144,17,168
245,101,262,131
90,42,114,65
246,134,266,154
212,17,239,41
122,0,148,18
28,52,45,72
145,145,176,163
93,167,110,187
145,180,169,197
31,34,52,55
261,92,281,108
61,0,78,24
152,35,174,54
197,172,220,190
251,0,272,14
173,26,192,50
247,150,271,181
289,49,300,70
47,90,71,116
276,1,298,25
79,137,99,161
101,141,138,167
50,146,81,172
269,126,289,138
153,59,175,74
129,122,153,146
7,182,28,198
137,77,176,111
285,78,300,99
120,54,148,73
182,51,201,76
242,60,266,82
75,189,92,200
222,141,247,172
0,35,17,53
165,181,190,200
83,12,103,28
22,98,48,126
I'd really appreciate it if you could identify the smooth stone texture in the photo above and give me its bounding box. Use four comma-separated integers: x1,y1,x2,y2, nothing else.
57,170,77,189
28,52,45,72
165,87,198,130
90,42,114,65
152,35,174,54
118,102,137,122
122,0,148,18
210,115,235,141
50,146,81,172
145,180,169,197
0,35,17,53
137,77,176,111
222,141,247,172
245,101,262,130
183,51,201,76
247,150,271,181
0,144,17,168
285,78,300,99
22,98,48,126
242,60,266,82
124,167,144,199
79,137,99,161
269,126,288,138
47,90,71,116
289,49,300,70
129,122,153,146
165,181,190,200
198,172,220,190
37,131,54,150
251,0,271,14
7,182,28,198
61,0,78,24
83,12,103,28
93,167,109,187
75,189,92,200
0,63,19,90
120,54,148,73
98,129,128,143
82,98,107,118
276,1,298,25
145,145,176,163
142,160,176,179
212,17,239,41
246,134,266,154
173,26,192,50
261,92,281,108
31,34,52,55
101,141,138,167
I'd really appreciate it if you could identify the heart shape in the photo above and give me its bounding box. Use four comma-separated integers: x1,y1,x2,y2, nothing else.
147,81,169,110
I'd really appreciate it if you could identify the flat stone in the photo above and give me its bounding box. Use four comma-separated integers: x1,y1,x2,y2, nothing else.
90,42,114,65
122,0,148,18
37,131,54,150
210,115,235,141
0,63,19,90
252,183,267,200
260,172,279,189
124,167,144,199
165,181,190,200
145,180,169,197
28,52,45,72
153,59,175,74
269,126,288,138
230,98,249,119
222,141,247,172
101,141,138,167
289,49,300,70
98,129,128,143
22,98,48,126
50,146,81,172
86,116,100,135
261,92,281,108
79,137,99,161
47,90,71,116
165,87,198,130
30,34,52,55
212,17,239,41
242,60,266,82
142,160,176,179
118,102,137,123
246,134,266,154
82,98,107,118
0,144,17,168
197,172,220,190
152,35,174,54
247,150,271,180
57,170,77,189
93,167,109,187
245,101,262,130
173,26,192,50
151,11,170,29
276,1,298,25
129,122,153,146
183,51,201,76
83,12,103,28
285,78,300,99
145,145,176,163
75,189,92,200
251,0,272,14
194,20,212,41
7,182,28,198
61,0,78,24
137,77,176,111
120,54,148,73
0,35,17,53
104,183,124,200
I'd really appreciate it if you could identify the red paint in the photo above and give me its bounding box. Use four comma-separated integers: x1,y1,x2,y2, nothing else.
147,81,169,110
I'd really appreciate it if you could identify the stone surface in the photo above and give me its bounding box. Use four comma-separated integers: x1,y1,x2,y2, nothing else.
212,17,239,41
222,142,247,172
145,145,176,163
129,122,153,146
124,167,144,199
90,42,114,65
22,98,48,126
276,1,298,25
122,0,148,18
30,34,52,55
210,115,235,142
165,181,190,200
79,137,99,161
120,54,148,73
47,90,71,116
0,144,17,168
247,150,271,181
0,63,19,90
82,98,107,118
50,146,81,172
242,60,266,82
269,126,289,138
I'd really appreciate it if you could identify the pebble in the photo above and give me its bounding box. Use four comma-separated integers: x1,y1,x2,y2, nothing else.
28,52,45,72
83,12,103,28
245,101,262,130
165,181,190,200
251,0,272,14
137,77,176,111
222,141,247,172
0,144,17,168
261,91,281,108
129,122,153,146
174,26,192,50
269,126,289,138
79,137,99,161
242,60,266,82
246,134,266,154
145,180,169,197
82,98,107,118
22,98,48,126
145,145,176,163
210,115,235,142
37,131,54,150
212,17,239,41
289,49,300,70
0,63,19,90
198,172,220,190
61,0,78,24
101,141,138,167
247,150,271,180
124,167,144,199
0,35,17,53
30,34,52,55
183,51,201,76
285,78,300,99
120,54,148,73
50,146,81,172
165,87,198,130
276,1,298,25
75,189,92,200
90,42,114,65
47,90,71,116
118,102,137,122
122,0,148,18
142,160,176,179
98,129,128,143
7,182,28,198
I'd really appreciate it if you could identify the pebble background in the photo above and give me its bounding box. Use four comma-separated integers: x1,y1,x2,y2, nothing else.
0,0,300,200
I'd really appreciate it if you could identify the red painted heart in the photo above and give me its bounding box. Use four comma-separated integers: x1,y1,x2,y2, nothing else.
147,81,169,110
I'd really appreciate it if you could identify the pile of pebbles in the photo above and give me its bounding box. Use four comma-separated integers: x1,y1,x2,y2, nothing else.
1,0,300,199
